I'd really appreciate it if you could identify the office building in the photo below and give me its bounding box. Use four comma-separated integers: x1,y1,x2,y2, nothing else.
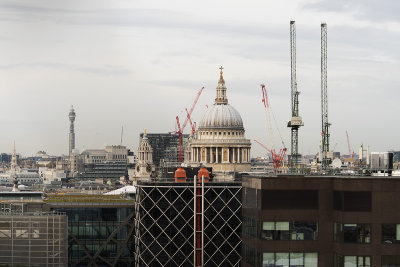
47,194,135,266
71,145,129,181
242,175,400,266
139,132,189,167
0,191,68,266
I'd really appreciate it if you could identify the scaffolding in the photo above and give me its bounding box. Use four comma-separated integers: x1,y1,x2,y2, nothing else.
0,211,68,266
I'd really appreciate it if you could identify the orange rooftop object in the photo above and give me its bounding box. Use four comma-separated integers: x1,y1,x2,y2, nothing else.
197,167,210,182
174,167,187,182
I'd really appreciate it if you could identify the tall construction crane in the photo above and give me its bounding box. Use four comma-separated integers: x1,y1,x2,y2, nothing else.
346,130,354,158
175,86,205,163
287,20,304,172
254,139,287,174
321,22,331,169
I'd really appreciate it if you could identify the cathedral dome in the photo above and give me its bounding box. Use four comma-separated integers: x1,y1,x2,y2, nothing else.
198,104,244,130
197,66,244,130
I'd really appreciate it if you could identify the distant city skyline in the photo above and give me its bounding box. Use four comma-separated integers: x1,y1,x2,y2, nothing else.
0,0,399,157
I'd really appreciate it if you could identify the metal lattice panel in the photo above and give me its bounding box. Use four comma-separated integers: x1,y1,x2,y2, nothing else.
134,182,242,267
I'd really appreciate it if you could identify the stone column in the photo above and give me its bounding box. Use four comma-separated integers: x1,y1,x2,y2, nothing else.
228,147,230,163
234,147,237,163
198,148,200,162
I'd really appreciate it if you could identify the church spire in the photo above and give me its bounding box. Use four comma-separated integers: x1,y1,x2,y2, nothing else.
10,141,20,173
215,66,228,105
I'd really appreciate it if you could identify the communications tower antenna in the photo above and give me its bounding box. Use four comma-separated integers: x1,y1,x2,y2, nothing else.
287,20,303,171
321,22,331,169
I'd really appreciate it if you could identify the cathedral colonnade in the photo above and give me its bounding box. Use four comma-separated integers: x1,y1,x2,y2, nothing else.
190,146,250,164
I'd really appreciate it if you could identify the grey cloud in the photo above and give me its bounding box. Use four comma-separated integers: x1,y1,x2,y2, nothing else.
0,2,287,40
302,0,400,23
0,62,131,75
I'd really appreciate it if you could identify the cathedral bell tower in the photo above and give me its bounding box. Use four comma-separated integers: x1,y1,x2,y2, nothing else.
135,130,155,178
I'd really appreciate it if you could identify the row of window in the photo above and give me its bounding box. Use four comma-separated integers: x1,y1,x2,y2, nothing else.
199,131,242,136
335,255,400,267
243,218,318,241
242,245,319,267
334,255,371,267
263,252,318,267
262,221,318,241
244,217,400,244
246,252,400,267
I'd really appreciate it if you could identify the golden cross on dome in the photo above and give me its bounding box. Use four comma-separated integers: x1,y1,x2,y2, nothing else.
219,66,224,81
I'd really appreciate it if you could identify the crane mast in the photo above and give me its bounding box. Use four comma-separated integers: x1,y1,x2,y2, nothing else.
321,23,331,169
346,130,354,158
287,20,303,171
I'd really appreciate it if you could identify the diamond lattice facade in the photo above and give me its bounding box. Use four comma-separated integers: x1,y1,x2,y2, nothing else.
134,180,242,266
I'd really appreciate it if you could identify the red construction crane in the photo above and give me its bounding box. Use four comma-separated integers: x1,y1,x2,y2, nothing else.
185,108,196,136
258,84,287,173
346,130,354,158
175,86,205,163
254,139,287,174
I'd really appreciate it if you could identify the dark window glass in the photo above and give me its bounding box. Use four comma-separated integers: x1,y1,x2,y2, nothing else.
333,191,343,211
334,191,372,212
343,191,371,212
382,255,400,267
262,190,318,210
292,221,318,240
244,188,256,208
243,216,257,237
382,224,400,244
334,223,370,243
101,208,117,221
244,244,255,266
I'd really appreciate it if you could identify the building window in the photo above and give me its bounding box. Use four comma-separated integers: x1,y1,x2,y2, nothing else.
334,254,371,267
334,223,371,243
243,244,256,266
333,191,372,212
243,216,257,237
261,190,318,210
382,224,400,244
262,221,318,241
263,252,317,267
382,256,400,267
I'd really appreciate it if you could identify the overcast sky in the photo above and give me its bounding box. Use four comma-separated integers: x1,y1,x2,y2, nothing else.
0,0,399,157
